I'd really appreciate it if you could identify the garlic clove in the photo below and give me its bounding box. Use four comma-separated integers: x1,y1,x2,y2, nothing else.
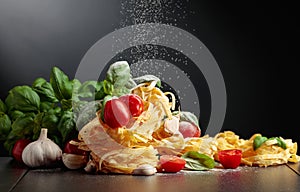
132,164,157,176
84,159,96,173
62,153,88,170
22,128,62,168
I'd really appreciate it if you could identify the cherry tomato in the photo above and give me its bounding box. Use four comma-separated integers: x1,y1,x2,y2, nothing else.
104,98,131,129
119,94,144,117
12,139,31,163
157,155,186,173
63,139,88,156
178,121,201,138
218,149,242,169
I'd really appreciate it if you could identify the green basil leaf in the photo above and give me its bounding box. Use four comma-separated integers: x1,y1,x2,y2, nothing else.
105,61,134,96
50,134,62,148
32,77,45,87
61,99,73,111
8,110,24,121
268,137,287,150
114,87,131,97
0,99,7,113
5,86,40,112
52,106,62,115
40,101,55,112
103,80,114,95
71,79,82,102
3,113,35,154
184,159,210,171
32,77,58,103
95,84,106,100
275,138,287,149
77,80,102,99
42,111,60,137
0,112,11,140
106,61,131,88
58,110,76,143
75,101,101,130
72,100,88,114
3,133,17,155
11,114,35,137
126,78,138,89
42,113,59,130
32,113,45,140
253,136,268,150
50,66,73,100
182,151,215,171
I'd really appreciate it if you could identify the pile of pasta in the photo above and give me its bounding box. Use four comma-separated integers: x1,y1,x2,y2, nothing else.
183,131,300,167
79,80,299,174
79,80,185,174
105,80,184,149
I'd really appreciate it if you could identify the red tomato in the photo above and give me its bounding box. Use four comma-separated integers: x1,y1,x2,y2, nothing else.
12,139,31,163
178,121,201,138
119,94,144,117
104,98,131,129
157,155,186,173
63,139,88,156
218,149,242,169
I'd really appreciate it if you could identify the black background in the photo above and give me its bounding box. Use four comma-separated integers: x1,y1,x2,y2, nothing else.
0,0,298,155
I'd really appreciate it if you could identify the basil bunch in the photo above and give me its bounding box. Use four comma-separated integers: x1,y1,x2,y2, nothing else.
0,66,107,154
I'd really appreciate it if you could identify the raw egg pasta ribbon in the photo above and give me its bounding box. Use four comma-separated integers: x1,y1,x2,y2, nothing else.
131,81,175,119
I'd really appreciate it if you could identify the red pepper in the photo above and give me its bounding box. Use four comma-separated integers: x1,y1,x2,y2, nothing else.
218,149,242,169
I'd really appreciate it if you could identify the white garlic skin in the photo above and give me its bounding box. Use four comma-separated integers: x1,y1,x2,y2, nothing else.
22,128,62,168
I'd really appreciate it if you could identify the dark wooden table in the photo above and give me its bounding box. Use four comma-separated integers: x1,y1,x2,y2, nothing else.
1,157,299,192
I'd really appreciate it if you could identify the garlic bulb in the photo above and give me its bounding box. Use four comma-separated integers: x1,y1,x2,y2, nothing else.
22,128,62,168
